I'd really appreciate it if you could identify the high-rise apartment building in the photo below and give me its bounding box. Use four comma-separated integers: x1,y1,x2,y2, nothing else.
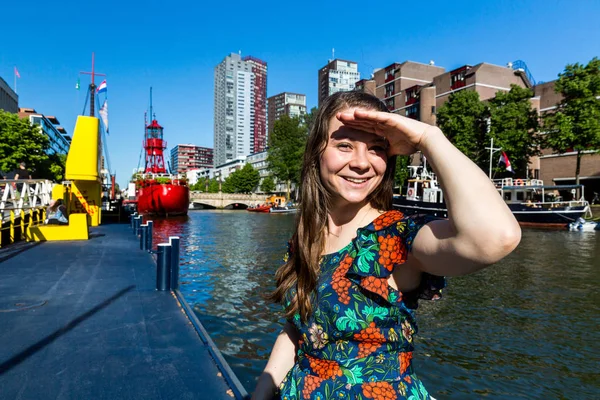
170,144,214,174
267,92,306,134
318,59,360,106
213,53,267,166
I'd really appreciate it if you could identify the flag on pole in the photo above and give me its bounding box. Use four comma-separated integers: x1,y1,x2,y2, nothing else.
14,66,20,78
96,79,107,94
99,99,109,134
498,151,514,173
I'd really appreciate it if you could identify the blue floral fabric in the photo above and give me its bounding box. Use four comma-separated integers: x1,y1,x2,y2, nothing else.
279,210,445,400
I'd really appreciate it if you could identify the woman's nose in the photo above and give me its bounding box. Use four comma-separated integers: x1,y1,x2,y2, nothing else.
349,146,370,170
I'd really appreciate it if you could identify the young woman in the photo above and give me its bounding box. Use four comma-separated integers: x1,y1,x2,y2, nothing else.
253,92,521,400
46,199,68,225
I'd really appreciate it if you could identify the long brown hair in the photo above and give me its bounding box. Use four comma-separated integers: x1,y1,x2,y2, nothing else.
270,91,397,322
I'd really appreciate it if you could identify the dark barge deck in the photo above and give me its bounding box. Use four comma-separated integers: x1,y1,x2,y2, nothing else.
0,223,246,399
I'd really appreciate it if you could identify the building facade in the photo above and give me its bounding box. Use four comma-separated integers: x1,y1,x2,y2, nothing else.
267,92,307,134
18,108,71,155
533,81,600,199
170,144,214,175
318,59,360,106
0,76,18,113
213,53,268,166
373,61,446,125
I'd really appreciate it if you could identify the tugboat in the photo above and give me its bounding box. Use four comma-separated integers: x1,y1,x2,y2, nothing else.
133,89,189,216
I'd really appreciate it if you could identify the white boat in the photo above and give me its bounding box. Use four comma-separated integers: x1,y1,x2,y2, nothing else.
568,218,599,232
269,205,297,214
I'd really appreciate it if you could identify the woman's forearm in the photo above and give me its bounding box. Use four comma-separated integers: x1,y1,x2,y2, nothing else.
414,127,521,274
252,322,299,400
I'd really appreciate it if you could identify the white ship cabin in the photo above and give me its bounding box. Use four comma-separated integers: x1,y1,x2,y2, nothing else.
405,166,444,204
492,177,587,208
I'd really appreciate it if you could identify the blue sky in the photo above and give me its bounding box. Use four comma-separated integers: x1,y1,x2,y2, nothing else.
1,0,598,186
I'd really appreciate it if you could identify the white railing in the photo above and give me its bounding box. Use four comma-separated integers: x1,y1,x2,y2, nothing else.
134,173,187,183
1,179,54,221
492,178,545,188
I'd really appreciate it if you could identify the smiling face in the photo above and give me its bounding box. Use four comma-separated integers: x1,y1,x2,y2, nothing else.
319,108,389,209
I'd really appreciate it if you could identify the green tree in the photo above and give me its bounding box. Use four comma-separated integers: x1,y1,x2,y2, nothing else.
260,175,276,193
394,155,413,192
267,115,308,199
543,57,600,184
303,107,318,133
0,110,50,177
207,178,220,193
436,90,489,171
488,85,540,177
222,164,260,193
38,152,67,182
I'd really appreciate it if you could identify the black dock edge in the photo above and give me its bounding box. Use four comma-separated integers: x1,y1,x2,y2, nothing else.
173,289,251,400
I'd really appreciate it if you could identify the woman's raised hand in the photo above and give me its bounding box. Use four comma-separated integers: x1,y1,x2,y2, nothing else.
336,109,439,156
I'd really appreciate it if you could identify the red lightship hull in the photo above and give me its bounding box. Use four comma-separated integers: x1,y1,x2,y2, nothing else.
137,183,189,216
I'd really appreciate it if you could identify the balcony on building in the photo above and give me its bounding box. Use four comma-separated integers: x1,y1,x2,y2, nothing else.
450,66,470,90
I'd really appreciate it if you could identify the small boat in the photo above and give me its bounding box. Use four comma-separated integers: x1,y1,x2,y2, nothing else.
247,204,271,213
269,206,298,214
568,218,599,232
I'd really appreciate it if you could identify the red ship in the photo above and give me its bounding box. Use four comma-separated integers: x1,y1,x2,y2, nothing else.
134,89,189,216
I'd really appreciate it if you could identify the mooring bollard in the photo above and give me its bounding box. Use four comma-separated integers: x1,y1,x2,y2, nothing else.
146,221,153,252
130,212,138,231
134,216,142,236
156,243,172,291
169,236,180,290
140,224,148,250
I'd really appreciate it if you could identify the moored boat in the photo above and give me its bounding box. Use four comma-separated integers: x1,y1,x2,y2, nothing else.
392,165,591,229
132,89,189,217
247,204,271,213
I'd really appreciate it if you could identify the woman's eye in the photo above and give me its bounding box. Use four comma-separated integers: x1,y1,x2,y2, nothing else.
337,143,352,151
370,146,386,153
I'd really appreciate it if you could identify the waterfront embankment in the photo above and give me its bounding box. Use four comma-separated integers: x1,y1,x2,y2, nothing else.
0,223,245,399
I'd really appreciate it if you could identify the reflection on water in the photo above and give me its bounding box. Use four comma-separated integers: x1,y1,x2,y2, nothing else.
150,211,600,399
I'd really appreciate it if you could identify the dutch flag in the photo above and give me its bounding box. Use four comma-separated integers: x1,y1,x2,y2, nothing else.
96,80,107,94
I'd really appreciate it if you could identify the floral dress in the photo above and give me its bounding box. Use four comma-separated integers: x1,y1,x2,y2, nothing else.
279,210,445,400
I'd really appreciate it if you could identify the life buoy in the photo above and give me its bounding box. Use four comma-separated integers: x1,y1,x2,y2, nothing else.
515,179,525,186
423,182,429,188
407,188,415,197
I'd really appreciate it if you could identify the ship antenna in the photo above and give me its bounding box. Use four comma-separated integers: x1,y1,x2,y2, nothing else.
79,52,106,116
149,87,153,122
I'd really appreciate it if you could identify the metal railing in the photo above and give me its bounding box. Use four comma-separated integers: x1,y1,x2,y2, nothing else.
1,179,54,220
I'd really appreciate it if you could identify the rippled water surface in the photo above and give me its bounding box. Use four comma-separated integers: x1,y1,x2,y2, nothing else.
151,211,600,399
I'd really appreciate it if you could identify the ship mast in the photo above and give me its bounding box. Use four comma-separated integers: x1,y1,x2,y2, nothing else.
144,87,167,174
80,52,106,117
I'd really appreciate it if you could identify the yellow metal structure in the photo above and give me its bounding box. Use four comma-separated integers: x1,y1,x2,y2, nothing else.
27,213,89,241
65,116,102,227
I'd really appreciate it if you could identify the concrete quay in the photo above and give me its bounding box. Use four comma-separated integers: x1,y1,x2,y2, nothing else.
0,223,248,399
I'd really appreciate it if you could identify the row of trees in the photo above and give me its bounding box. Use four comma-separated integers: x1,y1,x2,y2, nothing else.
0,110,67,181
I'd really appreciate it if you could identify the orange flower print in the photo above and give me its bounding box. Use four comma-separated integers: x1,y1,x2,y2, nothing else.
372,210,404,230
302,375,324,400
354,322,386,358
361,381,396,400
331,255,354,304
399,351,413,375
307,355,343,380
360,276,389,299
377,234,405,271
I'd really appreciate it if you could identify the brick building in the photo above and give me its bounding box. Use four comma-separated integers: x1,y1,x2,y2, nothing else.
170,144,214,175
267,92,306,134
